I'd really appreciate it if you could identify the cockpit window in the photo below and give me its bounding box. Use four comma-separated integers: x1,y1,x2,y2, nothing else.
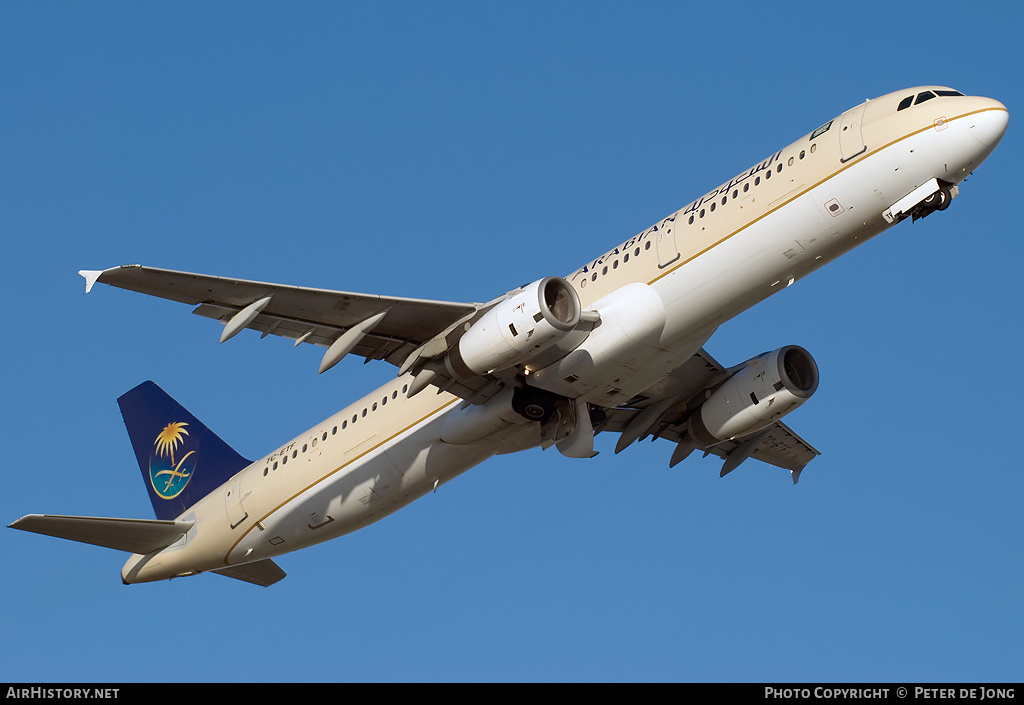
897,89,965,111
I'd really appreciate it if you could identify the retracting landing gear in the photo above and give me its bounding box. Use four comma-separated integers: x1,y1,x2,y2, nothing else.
882,177,957,224
511,384,559,423
917,185,953,218
511,383,599,458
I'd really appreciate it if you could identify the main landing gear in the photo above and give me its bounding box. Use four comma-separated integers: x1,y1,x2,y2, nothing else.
512,384,560,423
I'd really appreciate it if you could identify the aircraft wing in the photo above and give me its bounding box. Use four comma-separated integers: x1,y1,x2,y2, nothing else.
81,263,481,377
597,348,821,482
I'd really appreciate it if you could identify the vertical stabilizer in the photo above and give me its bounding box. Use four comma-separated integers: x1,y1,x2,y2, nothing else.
118,381,251,520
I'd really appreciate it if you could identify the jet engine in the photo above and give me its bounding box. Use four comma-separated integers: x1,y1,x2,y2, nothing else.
445,277,582,378
688,345,819,445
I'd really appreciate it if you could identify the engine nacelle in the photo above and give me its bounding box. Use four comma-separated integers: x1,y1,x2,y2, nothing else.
446,277,581,378
689,345,819,445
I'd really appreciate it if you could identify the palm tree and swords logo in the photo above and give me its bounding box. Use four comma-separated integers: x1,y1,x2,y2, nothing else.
150,421,196,499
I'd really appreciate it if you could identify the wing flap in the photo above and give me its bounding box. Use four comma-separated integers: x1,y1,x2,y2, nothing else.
705,422,820,482
8,514,194,554
749,423,821,474
191,302,413,361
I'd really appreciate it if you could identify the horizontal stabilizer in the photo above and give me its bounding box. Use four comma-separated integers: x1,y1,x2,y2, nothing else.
9,514,193,554
212,559,287,587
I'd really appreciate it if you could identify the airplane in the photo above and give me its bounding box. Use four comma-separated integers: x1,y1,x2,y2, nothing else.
10,86,1007,587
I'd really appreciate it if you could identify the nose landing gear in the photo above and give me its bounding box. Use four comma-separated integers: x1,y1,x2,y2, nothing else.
915,184,954,220
882,177,957,224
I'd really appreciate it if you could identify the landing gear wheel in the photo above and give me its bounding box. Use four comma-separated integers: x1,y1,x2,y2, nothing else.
523,402,548,420
922,187,951,212
512,385,557,423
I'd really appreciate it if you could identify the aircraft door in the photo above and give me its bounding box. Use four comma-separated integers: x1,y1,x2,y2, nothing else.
225,477,248,529
839,104,867,163
655,222,679,268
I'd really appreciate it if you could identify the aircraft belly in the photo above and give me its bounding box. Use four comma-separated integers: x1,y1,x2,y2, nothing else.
661,193,842,324
226,450,398,561
227,415,496,563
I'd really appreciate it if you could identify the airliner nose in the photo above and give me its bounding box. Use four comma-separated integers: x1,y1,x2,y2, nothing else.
970,100,1009,147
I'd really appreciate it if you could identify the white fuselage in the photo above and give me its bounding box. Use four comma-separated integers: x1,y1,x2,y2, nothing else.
122,87,1008,584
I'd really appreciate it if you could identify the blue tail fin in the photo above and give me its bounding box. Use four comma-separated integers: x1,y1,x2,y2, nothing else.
118,381,252,521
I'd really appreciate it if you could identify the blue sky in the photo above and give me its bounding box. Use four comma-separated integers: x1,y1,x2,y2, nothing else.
3,2,1022,683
